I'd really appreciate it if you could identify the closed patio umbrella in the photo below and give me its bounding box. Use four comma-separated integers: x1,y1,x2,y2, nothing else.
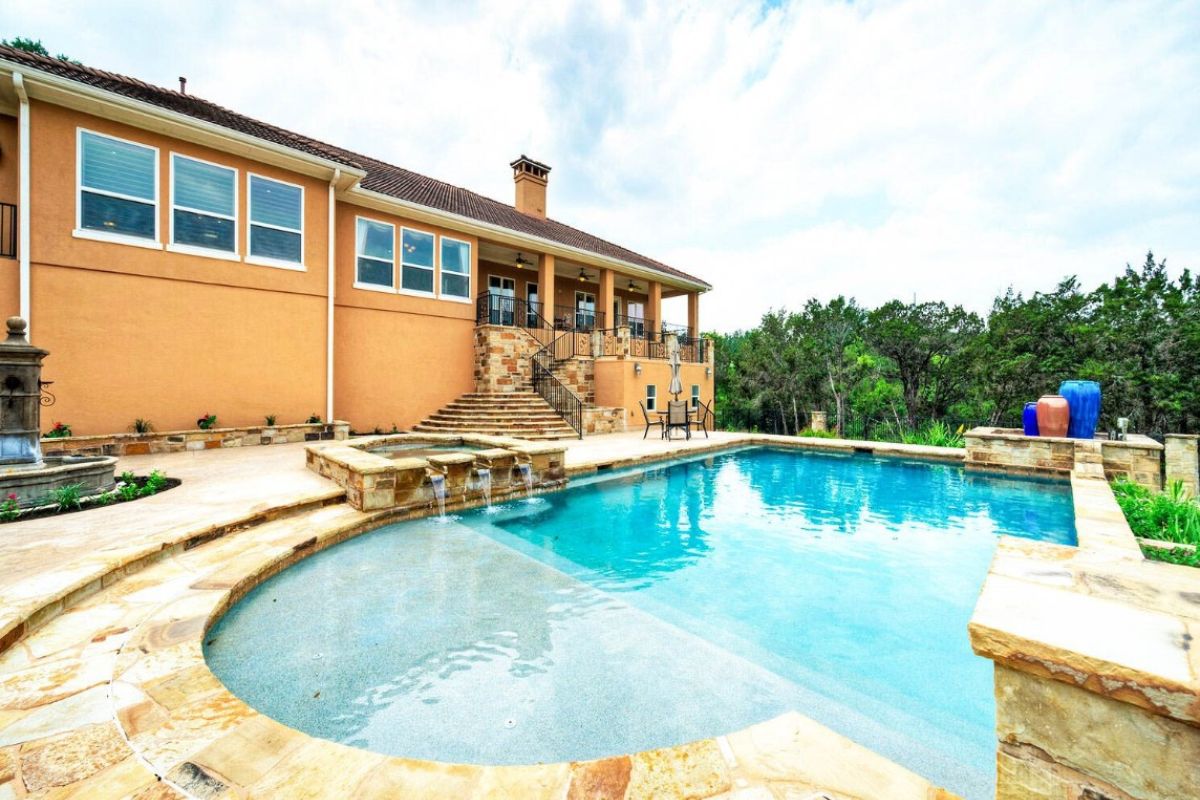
668,334,683,399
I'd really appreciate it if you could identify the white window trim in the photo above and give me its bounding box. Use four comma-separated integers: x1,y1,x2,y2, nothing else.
353,215,396,292
169,151,239,256
646,384,658,412
72,228,163,250
248,171,305,269
75,127,160,244
166,243,240,262
397,225,436,299
438,234,473,304
691,384,701,409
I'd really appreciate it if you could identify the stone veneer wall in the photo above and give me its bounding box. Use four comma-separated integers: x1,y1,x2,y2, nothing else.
583,406,626,434
965,427,1163,489
1164,434,1199,496
41,421,349,457
554,357,595,403
473,325,542,393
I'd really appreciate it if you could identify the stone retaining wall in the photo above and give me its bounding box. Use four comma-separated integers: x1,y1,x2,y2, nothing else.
965,427,1163,488
41,421,350,457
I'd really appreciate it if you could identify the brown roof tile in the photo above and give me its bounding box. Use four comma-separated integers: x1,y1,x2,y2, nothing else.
0,45,709,289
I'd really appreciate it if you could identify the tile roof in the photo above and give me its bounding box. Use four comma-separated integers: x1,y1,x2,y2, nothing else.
0,45,709,289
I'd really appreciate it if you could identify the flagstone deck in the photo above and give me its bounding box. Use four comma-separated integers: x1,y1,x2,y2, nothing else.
0,432,967,799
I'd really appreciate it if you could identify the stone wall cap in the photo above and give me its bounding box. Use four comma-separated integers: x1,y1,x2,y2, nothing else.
427,453,477,467
1165,433,1200,440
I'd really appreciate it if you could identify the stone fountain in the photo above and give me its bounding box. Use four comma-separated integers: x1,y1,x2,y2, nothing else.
0,318,116,507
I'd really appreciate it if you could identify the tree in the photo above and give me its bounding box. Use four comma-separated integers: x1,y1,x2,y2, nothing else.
1,37,80,64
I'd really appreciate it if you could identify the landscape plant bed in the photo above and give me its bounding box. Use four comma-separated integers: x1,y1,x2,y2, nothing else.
0,471,181,524
1111,477,1200,567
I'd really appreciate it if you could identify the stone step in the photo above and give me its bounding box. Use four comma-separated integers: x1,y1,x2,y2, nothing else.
412,424,576,441
417,421,577,435
433,409,568,420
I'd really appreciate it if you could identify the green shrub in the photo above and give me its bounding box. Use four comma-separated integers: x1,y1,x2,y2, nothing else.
1112,478,1200,546
117,483,139,502
264,414,277,426
139,470,168,497
898,420,965,448
94,490,117,506
797,428,839,439
1143,544,1200,568
131,418,154,434
306,413,323,424
52,483,83,511
197,414,217,430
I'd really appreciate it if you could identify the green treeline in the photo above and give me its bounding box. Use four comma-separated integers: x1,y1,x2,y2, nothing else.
711,253,1199,438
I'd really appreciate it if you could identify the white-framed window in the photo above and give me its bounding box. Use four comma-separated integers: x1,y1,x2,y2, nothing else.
248,174,303,267
355,216,395,290
646,384,657,412
399,227,435,295
691,384,701,410
170,153,237,256
440,236,471,301
77,129,159,243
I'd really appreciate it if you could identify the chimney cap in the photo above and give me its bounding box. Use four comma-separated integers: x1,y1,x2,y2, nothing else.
510,154,551,177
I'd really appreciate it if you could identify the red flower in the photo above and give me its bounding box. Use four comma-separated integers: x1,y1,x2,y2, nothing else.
6,493,16,501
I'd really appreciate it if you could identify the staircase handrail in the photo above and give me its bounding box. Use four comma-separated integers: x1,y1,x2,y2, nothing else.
530,329,584,438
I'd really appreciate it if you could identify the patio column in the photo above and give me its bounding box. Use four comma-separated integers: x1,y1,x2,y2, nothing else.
648,280,662,335
598,268,614,329
687,291,700,338
538,254,555,324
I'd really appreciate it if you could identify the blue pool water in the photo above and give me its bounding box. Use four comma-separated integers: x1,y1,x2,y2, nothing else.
204,447,1074,799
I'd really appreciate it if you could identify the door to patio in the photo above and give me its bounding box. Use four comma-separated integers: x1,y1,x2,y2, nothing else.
488,276,516,325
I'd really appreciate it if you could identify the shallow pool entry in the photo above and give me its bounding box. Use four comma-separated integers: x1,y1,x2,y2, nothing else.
205,448,1074,800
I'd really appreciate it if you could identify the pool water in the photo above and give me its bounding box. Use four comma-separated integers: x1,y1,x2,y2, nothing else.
204,447,1074,799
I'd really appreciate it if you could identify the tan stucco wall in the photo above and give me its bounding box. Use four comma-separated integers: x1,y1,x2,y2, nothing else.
595,359,712,427
35,266,326,433
0,113,17,317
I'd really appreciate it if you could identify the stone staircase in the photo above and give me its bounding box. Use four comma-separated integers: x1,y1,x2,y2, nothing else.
413,390,579,440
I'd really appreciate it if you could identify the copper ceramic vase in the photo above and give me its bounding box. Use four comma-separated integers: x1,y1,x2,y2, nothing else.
1036,395,1070,438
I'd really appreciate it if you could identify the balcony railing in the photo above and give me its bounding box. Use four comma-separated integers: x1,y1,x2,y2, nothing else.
476,292,706,362
551,304,605,332
0,203,15,259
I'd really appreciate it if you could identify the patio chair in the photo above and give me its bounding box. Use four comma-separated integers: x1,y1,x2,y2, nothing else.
666,400,691,441
688,399,711,439
639,401,664,440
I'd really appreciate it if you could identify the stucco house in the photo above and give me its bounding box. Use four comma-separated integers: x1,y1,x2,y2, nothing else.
0,45,712,438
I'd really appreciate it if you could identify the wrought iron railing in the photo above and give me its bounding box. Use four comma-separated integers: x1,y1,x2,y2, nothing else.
476,292,549,331
0,203,15,259
551,304,605,332
532,330,583,438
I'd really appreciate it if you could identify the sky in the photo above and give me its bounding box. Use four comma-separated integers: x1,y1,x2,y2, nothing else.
2,0,1197,331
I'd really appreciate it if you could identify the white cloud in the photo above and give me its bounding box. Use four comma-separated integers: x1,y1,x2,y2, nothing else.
3,0,1197,330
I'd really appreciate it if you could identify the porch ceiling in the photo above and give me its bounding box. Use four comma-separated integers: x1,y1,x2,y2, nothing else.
478,240,669,296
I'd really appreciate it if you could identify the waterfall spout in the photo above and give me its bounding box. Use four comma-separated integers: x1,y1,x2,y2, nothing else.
475,467,493,510
429,473,447,518
517,462,534,499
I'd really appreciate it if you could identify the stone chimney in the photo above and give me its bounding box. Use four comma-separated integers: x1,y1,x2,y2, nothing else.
510,155,551,219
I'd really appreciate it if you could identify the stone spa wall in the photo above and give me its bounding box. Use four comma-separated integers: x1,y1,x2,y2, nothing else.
965,427,1163,489
42,421,350,457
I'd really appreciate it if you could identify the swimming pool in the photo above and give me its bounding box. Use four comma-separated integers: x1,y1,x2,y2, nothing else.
204,447,1074,799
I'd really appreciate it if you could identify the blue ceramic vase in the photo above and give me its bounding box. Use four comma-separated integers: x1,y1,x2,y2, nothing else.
1058,380,1101,439
1022,402,1040,436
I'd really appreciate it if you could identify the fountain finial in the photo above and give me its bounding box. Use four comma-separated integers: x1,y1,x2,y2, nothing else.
5,317,28,344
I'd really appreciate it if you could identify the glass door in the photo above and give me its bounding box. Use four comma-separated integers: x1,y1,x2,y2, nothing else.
489,275,516,325
526,282,540,328
575,291,596,331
